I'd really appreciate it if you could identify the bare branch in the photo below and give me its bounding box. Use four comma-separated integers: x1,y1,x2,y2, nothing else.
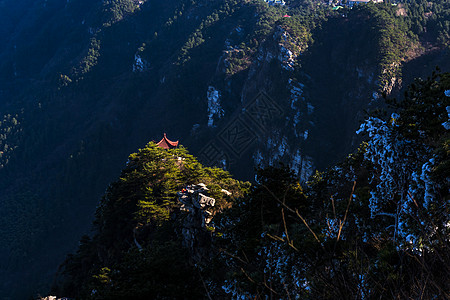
198,270,213,300
220,249,248,265
337,181,356,242
262,184,322,246
295,208,322,245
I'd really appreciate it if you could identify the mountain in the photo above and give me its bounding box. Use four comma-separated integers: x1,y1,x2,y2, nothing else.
53,143,250,298
53,72,450,299
0,0,449,298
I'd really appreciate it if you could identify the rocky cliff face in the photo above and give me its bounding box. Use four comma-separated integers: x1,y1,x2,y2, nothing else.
187,12,381,180
0,0,449,298
176,183,234,263
178,183,216,262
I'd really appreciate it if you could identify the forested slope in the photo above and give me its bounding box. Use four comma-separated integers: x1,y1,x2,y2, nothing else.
0,0,448,298
55,72,449,299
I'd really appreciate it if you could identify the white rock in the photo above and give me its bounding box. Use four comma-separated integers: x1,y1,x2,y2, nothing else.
207,86,224,127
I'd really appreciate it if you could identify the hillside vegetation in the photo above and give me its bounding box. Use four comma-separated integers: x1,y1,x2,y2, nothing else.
0,0,449,298
54,72,449,299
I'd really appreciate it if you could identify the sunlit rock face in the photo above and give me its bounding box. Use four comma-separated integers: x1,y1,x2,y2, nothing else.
1,0,450,297
206,86,224,127
177,183,225,263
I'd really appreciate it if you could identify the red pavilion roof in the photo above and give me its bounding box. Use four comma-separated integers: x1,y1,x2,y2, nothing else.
154,133,179,149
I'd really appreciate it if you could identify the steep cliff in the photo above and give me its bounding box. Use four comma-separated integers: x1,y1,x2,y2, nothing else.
54,72,449,299
0,0,449,298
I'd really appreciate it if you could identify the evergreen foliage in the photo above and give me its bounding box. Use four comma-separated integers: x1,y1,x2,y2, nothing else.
0,0,449,298
213,71,450,299
56,72,449,299
55,143,249,299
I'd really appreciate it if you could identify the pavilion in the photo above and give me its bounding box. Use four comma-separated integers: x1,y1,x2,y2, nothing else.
154,133,179,149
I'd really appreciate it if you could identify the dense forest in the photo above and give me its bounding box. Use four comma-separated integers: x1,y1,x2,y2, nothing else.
54,73,449,299
0,0,448,298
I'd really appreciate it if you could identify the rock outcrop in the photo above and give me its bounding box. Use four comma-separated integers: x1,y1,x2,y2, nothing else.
177,183,217,262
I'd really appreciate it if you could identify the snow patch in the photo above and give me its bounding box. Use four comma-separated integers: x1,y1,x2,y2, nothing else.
372,91,379,100
289,80,304,108
133,54,148,72
442,106,450,130
307,103,314,115
263,135,289,165
207,86,224,127
303,130,309,140
419,158,436,209
356,67,364,78
253,150,263,166
293,111,301,128
287,79,310,137
290,150,314,182
275,27,299,71
279,45,295,71
219,159,227,169
265,50,275,62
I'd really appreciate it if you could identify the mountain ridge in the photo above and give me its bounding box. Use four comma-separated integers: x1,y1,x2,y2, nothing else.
0,0,449,298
